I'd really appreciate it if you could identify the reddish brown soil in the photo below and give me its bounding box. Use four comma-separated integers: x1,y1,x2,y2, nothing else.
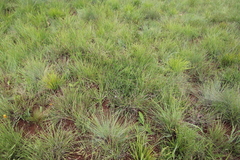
15,119,42,137
57,118,77,131
102,98,110,115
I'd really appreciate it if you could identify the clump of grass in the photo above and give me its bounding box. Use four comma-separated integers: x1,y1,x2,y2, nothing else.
82,7,100,22
207,121,240,158
166,57,191,74
86,112,134,159
220,53,240,67
169,124,208,159
0,120,23,159
208,122,227,148
42,70,64,91
20,59,46,94
48,8,65,19
53,87,98,133
201,28,235,60
202,81,240,127
22,124,77,160
221,67,240,86
152,95,185,134
130,133,156,160
22,106,49,124
227,126,240,156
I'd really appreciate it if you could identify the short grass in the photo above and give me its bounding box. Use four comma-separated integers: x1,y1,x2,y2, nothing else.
0,0,239,159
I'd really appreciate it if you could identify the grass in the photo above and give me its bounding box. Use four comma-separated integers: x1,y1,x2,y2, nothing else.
0,119,23,159
130,133,156,160
0,0,239,159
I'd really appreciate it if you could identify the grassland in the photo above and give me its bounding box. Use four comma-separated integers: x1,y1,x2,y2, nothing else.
0,0,240,159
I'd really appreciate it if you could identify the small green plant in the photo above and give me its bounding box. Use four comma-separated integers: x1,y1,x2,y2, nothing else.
86,112,133,159
166,57,191,73
53,87,96,133
22,107,49,124
208,122,240,158
138,111,153,134
42,71,64,91
130,134,156,160
21,59,46,94
48,8,65,19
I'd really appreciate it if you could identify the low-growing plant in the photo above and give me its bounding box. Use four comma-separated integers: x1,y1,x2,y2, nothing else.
22,124,77,160
208,122,228,149
202,81,240,127
168,124,209,159
82,7,100,22
48,8,65,19
130,133,156,160
220,53,240,67
201,35,225,59
53,87,98,133
42,70,64,91
86,112,134,159
0,119,23,159
22,106,49,124
138,111,153,134
20,59,46,94
227,126,240,156
166,57,191,74
152,96,185,134
221,67,240,86
207,123,240,158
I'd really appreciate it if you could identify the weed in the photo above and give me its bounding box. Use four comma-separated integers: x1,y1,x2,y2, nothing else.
138,111,153,134
82,7,100,22
22,106,49,124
